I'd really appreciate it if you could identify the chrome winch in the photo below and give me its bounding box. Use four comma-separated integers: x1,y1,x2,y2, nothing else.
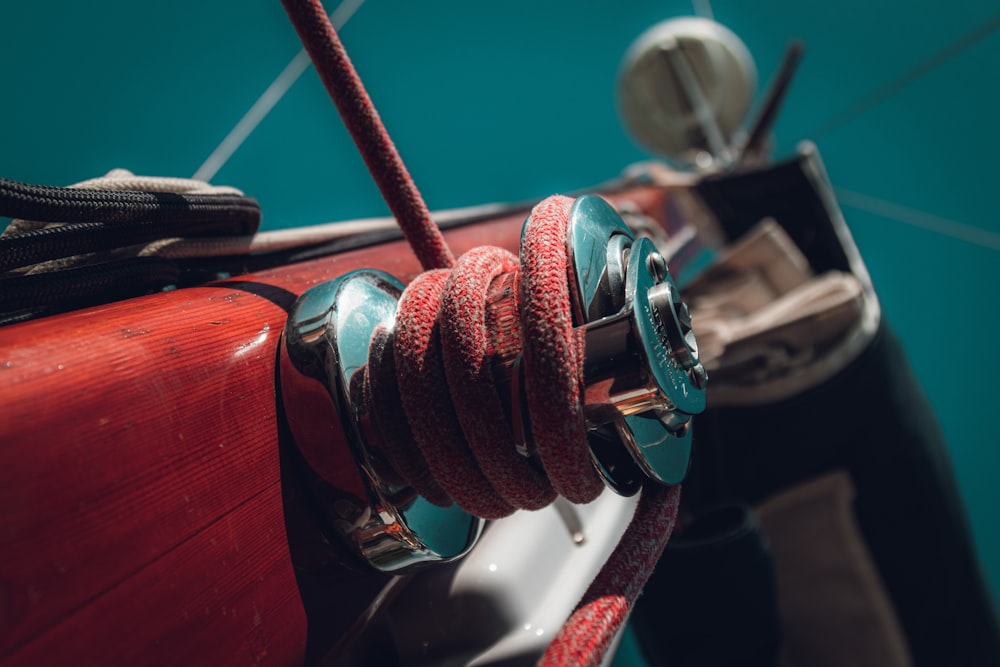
562,195,705,492
279,195,706,571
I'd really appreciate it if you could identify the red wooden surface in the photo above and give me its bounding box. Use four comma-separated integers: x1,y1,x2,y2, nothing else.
0,187,664,665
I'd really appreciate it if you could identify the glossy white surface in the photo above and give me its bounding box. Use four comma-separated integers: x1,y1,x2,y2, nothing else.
386,490,639,666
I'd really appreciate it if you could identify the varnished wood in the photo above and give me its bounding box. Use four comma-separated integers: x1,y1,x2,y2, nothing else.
0,188,665,665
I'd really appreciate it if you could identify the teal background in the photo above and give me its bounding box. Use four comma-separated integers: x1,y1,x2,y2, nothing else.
2,0,997,658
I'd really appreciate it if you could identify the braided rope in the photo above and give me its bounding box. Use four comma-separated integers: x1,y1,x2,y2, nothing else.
279,1,679,663
441,246,555,511
281,0,453,271
519,197,606,505
540,484,680,667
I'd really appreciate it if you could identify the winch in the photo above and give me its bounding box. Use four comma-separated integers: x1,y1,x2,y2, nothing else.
279,195,706,572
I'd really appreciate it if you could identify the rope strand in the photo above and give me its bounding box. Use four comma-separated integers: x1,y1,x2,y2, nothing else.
280,0,453,271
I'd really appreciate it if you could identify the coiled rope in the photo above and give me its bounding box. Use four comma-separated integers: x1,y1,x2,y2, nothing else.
280,1,680,664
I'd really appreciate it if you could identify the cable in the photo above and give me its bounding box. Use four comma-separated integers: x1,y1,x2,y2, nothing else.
836,187,1000,253
811,12,1000,139
193,0,367,182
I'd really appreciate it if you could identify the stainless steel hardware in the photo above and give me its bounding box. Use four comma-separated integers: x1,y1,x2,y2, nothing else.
279,194,706,570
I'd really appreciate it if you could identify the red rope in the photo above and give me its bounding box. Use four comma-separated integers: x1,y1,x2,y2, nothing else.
281,0,454,271
539,484,680,667
279,1,679,663
440,246,556,511
394,268,517,519
519,196,606,505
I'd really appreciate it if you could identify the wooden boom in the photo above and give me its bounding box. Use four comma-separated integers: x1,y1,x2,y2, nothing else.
0,186,666,666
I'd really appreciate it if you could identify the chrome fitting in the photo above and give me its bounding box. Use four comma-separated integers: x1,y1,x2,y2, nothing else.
565,196,706,493
280,272,483,573
278,194,706,571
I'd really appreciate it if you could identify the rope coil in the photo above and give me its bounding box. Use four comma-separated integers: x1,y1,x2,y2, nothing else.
365,196,603,520
279,1,681,663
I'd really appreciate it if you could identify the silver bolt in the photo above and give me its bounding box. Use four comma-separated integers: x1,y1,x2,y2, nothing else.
688,364,707,390
676,300,693,333
646,252,669,282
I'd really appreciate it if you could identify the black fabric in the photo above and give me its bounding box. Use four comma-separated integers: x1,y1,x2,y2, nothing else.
632,503,781,667
694,154,851,275
683,325,1000,666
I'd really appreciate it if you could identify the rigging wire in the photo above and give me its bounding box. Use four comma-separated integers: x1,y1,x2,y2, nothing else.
835,187,1000,253
810,12,1000,252
811,11,1000,140
192,0,366,182
190,0,1000,254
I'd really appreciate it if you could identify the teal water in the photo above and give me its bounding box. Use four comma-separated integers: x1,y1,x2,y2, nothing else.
2,0,998,661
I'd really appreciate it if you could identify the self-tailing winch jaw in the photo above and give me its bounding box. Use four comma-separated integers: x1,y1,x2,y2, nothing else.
564,196,706,492
279,195,706,571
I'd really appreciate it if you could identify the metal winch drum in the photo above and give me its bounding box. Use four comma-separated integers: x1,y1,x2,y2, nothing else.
279,195,707,572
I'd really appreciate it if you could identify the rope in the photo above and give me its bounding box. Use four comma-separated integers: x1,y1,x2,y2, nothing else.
279,1,679,663
0,175,259,228
541,484,680,667
0,170,260,276
281,0,452,271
